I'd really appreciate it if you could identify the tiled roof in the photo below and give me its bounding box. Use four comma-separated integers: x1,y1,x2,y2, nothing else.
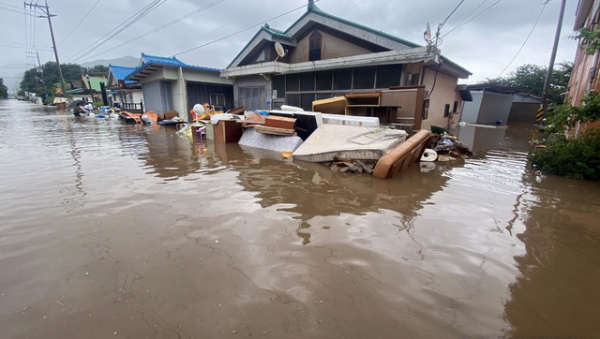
289,3,421,48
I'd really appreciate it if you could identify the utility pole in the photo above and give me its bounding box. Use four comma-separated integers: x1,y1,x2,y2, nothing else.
540,0,567,117
35,49,48,103
24,0,66,97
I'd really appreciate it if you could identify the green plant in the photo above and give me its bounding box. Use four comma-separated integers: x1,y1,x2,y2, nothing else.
575,27,600,55
544,90,600,132
529,128,600,180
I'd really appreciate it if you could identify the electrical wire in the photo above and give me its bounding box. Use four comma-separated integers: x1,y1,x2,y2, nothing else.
440,0,465,28
355,0,397,20
336,0,370,16
497,2,547,77
166,0,277,56
448,0,488,33
67,0,167,63
58,0,102,46
78,0,225,63
173,0,320,57
444,0,502,37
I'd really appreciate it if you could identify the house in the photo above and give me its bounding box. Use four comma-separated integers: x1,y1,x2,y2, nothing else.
569,0,600,106
460,84,541,125
221,0,471,130
107,64,144,112
65,74,107,103
125,53,233,120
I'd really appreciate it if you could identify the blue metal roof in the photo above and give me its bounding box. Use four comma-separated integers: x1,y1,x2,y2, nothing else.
109,64,136,84
125,53,221,80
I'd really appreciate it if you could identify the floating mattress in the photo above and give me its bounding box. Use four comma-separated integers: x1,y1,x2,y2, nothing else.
238,128,303,153
292,125,407,162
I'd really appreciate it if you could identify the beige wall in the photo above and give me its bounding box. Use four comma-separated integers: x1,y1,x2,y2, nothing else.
289,29,373,64
421,68,460,130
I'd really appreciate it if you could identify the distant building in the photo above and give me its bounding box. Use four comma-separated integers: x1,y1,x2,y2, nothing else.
107,64,143,111
460,84,541,125
221,0,471,130
125,53,233,120
66,74,107,103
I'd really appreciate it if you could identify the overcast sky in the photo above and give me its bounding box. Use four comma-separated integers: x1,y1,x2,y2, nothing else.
0,0,580,91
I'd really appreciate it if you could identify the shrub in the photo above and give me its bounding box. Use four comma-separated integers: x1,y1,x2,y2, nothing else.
529,127,600,180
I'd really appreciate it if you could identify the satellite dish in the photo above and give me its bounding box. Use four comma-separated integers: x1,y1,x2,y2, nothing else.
274,42,286,61
424,22,432,43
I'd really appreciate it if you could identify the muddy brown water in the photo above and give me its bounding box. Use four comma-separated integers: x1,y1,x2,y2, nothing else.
1,99,599,339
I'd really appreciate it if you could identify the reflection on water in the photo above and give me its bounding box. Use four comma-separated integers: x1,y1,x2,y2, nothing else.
1,99,599,339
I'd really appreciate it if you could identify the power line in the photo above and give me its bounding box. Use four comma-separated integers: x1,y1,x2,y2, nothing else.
440,0,465,28
444,0,502,37
355,0,397,20
58,0,102,46
166,0,277,55
497,2,546,77
173,0,319,57
337,0,369,16
67,0,167,63
450,0,489,31
79,0,225,63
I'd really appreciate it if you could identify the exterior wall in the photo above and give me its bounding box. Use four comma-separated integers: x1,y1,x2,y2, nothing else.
142,80,174,114
569,0,600,106
460,90,513,124
421,68,461,130
508,102,539,123
233,75,271,110
288,29,372,64
477,91,513,124
186,82,234,115
461,91,484,124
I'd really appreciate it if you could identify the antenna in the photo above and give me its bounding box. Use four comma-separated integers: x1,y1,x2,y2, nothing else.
274,42,287,61
424,22,432,44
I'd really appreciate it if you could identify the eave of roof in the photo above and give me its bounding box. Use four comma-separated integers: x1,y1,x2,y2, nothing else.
126,53,221,80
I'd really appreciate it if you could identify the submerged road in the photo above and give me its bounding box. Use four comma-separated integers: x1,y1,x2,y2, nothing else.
1,99,599,338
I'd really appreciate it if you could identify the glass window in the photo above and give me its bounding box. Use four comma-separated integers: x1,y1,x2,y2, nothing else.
353,66,376,89
300,72,315,91
286,73,299,92
333,68,352,90
376,64,402,89
309,31,322,61
273,75,285,97
301,93,315,111
316,71,332,91
286,94,300,107
315,93,332,100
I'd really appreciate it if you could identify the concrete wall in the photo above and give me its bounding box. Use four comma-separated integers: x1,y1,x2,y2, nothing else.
508,102,538,124
461,91,484,124
142,80,173,114
421,68,460,130
288,29,372,64
477,91,513,125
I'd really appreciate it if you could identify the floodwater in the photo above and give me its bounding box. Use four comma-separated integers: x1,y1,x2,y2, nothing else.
0,99,599,339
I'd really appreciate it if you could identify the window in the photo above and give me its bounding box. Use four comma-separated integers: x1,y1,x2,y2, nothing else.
353,66,376,89
316,71,332,91
210,93,225,109
273,75,285,97
452,101,458,113
444,104,450,118
309,31,322,61
301,94,315,111
300,72,315,91
376,64,402,88
286,74,299,92
333,68,352,90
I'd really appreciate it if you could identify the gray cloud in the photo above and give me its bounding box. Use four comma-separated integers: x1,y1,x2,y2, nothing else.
0,0,579,91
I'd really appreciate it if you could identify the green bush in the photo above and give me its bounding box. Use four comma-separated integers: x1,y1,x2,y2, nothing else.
529,128,600,180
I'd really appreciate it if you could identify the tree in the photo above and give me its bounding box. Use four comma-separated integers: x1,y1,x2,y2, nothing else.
0,78,8,99
485,62,572,104
19,62,83,97
87,65,109,77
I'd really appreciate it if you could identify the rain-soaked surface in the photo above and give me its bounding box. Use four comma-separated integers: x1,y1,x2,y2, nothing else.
1,99,599,339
